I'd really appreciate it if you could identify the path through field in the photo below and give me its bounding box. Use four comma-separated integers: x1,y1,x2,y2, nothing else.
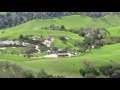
35,45,41,53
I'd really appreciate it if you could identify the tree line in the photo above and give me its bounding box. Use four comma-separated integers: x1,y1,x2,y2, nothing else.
0,12,120,30
80,60,120,78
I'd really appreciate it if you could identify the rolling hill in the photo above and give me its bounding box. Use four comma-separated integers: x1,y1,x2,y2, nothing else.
0,14,120,78
0,43,120,77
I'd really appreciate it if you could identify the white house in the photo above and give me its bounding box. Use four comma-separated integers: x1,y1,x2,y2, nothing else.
43,54,58,58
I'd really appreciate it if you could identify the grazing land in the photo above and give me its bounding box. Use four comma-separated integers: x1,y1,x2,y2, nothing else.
0,13,120,78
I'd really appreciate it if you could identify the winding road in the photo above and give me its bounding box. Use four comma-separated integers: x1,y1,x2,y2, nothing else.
35,45,41,53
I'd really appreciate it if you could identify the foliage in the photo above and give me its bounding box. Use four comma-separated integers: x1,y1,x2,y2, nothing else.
19,35,24,40
37,69,65,78
60,25,66,31
0,61,65,78
59,36,67,44
80,62,120,78
0,61,34,78
24,45,37,54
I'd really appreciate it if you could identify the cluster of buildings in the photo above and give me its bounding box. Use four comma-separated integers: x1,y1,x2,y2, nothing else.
0,36,77,58
43,49,76,58
33,36,54,48
0,40,30,48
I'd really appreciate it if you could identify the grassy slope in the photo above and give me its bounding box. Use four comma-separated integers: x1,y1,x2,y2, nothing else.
0,14,120,77
0,12,7,14
1,14,120,31
1,14,120,48
0,43,120,77
1,47,25,54
0,16,84,49
22,43,120,77
107,26,120,37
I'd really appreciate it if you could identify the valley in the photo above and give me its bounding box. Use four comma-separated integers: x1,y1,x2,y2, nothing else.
0,12,120,78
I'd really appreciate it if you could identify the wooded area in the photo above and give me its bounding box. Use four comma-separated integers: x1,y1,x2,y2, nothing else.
0,12,120,30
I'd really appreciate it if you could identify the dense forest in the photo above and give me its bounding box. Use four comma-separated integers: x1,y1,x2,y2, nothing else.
1,12,120,30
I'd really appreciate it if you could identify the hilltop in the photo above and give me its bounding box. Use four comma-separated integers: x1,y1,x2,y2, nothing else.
1,14,120,31
1,12,120,30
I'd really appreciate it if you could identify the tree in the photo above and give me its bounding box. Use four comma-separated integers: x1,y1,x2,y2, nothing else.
51,47,58,52
79,27,85,37
2,31,5,33
24,45,37,54
37,69,65,78
37,69,49,78
74,40,81,47
60,25,66,30
0,12,119,30
59,36,67,44
22,69,34,78
64,46,72,52
19,35,24,40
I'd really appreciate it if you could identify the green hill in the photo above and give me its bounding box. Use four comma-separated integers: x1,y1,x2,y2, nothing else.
1,14,120,46
107,26,120,37
1,14,120,31
0,12,7,14
0,14,120,77
1,43,120,77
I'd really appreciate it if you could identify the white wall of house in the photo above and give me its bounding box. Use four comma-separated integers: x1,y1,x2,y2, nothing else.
43,54,58,58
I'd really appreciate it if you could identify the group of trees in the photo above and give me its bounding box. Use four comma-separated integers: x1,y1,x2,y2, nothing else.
24,45,37,54
80,61,120,78
59,36,67,44
0,12,75,30
1,12,120,30
69,28,108,53
107,37,120,45
0,61,34,78
19,35,48,52
78,28,108,51
0,61,65,78
42,24,66,31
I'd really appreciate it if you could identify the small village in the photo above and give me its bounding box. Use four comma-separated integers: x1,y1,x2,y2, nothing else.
0,36,78,58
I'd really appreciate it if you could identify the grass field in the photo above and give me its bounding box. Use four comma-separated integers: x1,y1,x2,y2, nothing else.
107,26,120,37
0,47,25,54
0,12,7,14
1,14,120,39
0,14,120,78
1,14,120,31
0,43,120,77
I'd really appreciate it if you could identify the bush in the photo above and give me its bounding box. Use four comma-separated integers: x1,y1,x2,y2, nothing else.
0,61,35,78
37,69,65,78
22,70,34,78
59,36,67,44
80,62,120,78
60,25,66,31
19,35,24,40
24,45,37,54
2,31,5,33
37,69,50,78
74,40,81,47
85,73,96,78
0,61,65,78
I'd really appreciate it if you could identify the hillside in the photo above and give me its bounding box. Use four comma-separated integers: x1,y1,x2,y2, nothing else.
0,12,7,14
0,14,120,78
0,20,84,50
107,26,120,37
2,14,120,30
0,43,120,77
1,12,120,30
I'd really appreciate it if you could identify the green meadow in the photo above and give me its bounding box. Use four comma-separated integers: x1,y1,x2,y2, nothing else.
0,14,120,77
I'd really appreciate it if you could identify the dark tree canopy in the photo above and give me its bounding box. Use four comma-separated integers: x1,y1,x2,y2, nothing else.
0,12,120,30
